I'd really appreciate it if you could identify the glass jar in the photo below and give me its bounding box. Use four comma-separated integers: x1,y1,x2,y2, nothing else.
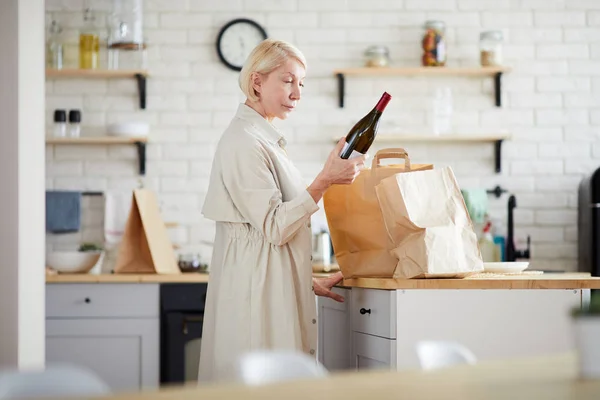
480,30,503,67
364,45,390,68
107,0,147,70
421,20,446,67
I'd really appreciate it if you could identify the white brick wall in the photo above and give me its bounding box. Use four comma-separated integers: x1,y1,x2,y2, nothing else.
45,0,600,272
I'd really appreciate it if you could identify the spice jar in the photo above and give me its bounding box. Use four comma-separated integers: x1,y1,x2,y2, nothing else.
479,30,503,67
364,45,390,68
421,20,446,67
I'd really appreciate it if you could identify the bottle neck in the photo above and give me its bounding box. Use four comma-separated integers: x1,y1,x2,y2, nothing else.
374,93,391,113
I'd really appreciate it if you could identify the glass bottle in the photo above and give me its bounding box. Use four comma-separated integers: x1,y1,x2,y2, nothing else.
46,20,64,69
79,8,100,69
421,20,446,67
480,30,504,67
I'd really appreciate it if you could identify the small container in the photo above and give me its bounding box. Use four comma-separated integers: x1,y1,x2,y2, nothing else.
68,110,81,138
480,30,504,67
422,20,446,67
364,45,390,68
53,110,67,137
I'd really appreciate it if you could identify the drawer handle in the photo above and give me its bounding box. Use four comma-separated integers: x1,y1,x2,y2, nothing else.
359,308,371,315
84,298,91,304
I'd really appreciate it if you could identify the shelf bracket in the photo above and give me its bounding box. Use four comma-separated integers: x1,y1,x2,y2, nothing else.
494,139,503,173
135,141,147,175
494,72,502,107
337,73,345,108
135,73,147,110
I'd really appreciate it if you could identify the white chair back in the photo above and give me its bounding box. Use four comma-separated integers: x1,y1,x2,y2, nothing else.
0,363,110,399
234,350,328,385
415,341,477,370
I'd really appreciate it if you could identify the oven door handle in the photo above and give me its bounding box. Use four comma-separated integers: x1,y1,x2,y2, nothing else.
182,315,204,335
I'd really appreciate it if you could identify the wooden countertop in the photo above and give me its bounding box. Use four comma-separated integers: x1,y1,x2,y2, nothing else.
45,273,212,283
46,271,338,283
78,352,600,400
341,273,600,290
46,271,600,289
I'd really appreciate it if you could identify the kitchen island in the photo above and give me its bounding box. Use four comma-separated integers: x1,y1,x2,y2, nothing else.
319,272,600,372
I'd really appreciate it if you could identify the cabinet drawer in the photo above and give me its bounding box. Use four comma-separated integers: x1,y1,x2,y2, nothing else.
353,332,396,370
351,288,396,339
47,284,159,318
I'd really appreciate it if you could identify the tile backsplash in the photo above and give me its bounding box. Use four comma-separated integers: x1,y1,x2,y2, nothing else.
45,0,600,272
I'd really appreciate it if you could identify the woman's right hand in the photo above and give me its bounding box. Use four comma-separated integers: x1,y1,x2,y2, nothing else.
319,137,367,186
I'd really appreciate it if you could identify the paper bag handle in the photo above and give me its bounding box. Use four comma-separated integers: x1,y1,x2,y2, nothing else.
371,148,411,170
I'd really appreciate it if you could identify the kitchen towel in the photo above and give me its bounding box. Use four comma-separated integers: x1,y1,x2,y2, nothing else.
461,188,488,224
45,190,82,233
104,191,133,246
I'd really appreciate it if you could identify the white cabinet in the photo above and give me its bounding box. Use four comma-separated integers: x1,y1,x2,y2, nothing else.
319,287,586,372
46,284,159,392
317,287,352,371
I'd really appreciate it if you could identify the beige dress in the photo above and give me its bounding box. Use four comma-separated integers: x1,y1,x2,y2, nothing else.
198,104,320,383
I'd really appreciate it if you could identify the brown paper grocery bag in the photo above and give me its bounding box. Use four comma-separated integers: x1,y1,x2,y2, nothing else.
114,189,180,275
375,166,484,279
323,148,433,278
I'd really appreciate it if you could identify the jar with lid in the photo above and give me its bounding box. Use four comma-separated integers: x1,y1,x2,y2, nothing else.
107,0,147,70
364,45,390,68
421,20,446,67
479,30,503,67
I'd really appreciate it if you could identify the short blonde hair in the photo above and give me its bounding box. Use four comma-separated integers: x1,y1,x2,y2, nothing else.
239,39,307,102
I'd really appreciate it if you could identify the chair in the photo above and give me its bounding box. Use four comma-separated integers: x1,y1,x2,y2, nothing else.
233,350,329,385
415,341,477,371
0,363,110,399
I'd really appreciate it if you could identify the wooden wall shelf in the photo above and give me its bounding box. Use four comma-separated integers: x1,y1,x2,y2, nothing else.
333,66,511,108
45,68,148,109
335,133,511,173
45,136,148,175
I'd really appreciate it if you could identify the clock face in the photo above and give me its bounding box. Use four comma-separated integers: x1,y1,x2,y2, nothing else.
216,19,268,71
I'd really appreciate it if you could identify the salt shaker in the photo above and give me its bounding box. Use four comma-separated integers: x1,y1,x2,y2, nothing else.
53,110,67,137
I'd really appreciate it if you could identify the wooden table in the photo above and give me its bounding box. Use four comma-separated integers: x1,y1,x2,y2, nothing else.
90,352,599,400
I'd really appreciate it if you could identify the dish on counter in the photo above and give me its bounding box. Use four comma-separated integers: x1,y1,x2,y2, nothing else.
483,262,529,274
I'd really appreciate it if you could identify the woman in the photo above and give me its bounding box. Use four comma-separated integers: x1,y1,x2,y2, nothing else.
198,39,366,383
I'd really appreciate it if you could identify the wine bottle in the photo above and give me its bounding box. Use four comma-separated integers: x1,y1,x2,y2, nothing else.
339,92,392,159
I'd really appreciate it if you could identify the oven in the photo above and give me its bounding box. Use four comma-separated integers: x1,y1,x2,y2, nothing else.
160,283,208,385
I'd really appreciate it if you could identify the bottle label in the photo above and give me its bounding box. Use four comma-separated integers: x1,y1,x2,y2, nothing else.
340,142,364,159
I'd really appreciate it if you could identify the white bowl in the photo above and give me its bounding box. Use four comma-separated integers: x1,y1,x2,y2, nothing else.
107,122,149,137
483,262,529,274
46,251,102,274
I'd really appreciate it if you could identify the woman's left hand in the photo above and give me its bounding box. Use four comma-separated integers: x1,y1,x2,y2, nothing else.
313,271,345,302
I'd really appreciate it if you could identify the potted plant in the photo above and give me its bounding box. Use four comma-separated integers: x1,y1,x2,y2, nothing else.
572,294,600,379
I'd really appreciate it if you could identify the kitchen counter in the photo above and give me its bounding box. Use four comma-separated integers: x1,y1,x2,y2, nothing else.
341,272,600,290
46,269,339,283
46,273,212,283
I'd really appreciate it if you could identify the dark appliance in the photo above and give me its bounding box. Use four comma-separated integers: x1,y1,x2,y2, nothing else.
160,283,208,385
578,168,600,277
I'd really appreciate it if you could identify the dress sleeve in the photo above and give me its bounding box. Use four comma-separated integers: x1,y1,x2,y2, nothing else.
221,141,319,246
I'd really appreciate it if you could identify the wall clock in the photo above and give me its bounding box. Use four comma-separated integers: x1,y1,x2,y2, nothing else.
216,18,268,72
